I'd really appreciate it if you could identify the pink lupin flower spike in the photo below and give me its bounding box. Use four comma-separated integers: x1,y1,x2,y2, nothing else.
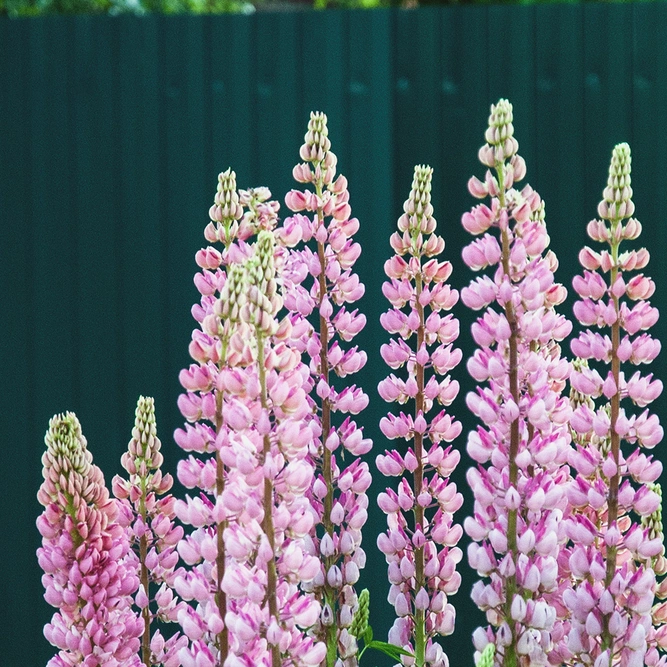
461,99,573,667
37,412,144,667
112,396,187,667
218,230,325,667
173,169,259,667
285,111,372,667
563,143,664,667
377,164,464,667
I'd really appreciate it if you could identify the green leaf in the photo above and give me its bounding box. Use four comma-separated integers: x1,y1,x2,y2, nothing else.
363,625,373,645
366,640,414,659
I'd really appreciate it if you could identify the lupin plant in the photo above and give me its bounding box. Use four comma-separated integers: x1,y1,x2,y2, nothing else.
37,413,144,667
461,99,573,666
563,142,665,667
284,111,373,667
112,396,187,667
172,168,253,667
376,164,464,667
217,230,325,667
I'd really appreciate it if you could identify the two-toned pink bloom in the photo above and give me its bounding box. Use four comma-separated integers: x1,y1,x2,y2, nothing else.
461,100,573,667
284,111,372,667
560,143,665,667
37,412,143,667
377,164,463,667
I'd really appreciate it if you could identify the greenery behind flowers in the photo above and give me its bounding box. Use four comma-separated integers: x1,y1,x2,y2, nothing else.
0,0,628,19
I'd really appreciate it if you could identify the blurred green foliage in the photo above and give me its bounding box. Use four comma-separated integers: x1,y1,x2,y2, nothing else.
0,0,255,16
0,0,646,21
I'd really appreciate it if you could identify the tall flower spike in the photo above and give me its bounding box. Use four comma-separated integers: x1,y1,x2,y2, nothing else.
37,413,143,667
462,99,573,667
285,111,372,667
113,397,187,667
377,165,464,667
563,143,664,667
219,237,325,667
173,171,260,667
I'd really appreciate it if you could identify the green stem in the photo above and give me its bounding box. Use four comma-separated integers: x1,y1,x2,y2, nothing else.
139,476,152,667
315,178,338,667
258,334,281,667
497,162,519,667
601,227,621,656
414,272,426,667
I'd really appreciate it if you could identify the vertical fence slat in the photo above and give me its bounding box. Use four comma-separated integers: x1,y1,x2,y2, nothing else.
118,17,165,431
162,16,209,456
0,17,49,666
631,1,667,428
582,3,634,218
534,3,586,286
210,14,253,184
28,18,78,661
347,7,394,643
393,7,442,203
487,4,537,177
31,19,77,424
71,16,125,476
439,3,489,281
255,12,300,199
300,10,347,159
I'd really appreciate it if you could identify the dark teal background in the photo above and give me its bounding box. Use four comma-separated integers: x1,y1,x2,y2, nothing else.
1,5,666,664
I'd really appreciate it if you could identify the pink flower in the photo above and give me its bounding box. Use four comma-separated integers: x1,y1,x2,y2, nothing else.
283,111,371,665
378,165,463,667
461,100,572,666
37,413,143,666
564,143,663,667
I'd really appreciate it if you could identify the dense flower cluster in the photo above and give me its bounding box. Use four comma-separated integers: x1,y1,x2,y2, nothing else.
37,413,143,667
558,143,665,667
377,164,464,667
211,229,325,667
461,99,573,667
172,169,257,667
174,170,324,667
113,396,186,667
285,111,372,667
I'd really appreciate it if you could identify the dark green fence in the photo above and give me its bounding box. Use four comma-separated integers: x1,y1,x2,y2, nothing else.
2,5,667,664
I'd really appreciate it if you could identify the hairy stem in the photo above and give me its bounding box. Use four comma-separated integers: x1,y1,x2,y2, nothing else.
602,229,621,654
258,335,281,667
498,163,519,667
215,340,229,666
414,272,426,667
139,490,151,667
315,181,338,667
